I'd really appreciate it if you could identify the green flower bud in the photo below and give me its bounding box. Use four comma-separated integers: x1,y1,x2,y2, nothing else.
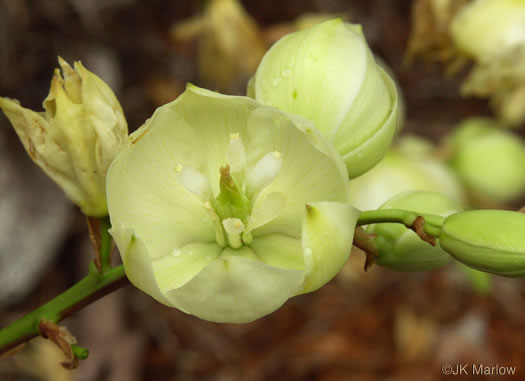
107,85,359,323
368,191,462,272
446,118,525,202
439,210,525,277
0,57,128,217
250,18,399,179
349,136,465,211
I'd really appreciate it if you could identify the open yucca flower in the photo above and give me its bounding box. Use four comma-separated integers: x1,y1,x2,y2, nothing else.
107,85,359,323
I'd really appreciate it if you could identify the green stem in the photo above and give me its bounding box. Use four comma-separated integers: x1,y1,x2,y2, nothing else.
99,216,113,272
0,264,128,355
357,209,445,236
71,344,89,360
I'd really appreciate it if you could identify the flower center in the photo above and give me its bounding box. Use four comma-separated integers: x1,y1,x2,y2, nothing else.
176,133,285,249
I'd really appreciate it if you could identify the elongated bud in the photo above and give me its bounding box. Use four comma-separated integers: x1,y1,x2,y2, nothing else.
439,210,525,277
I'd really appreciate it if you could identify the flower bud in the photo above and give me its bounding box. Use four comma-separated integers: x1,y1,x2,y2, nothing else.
250,18,399,178
439,210,525,277
349,136,465,211
0,57,128,216
368,191,462,272
107,85,359,323
446,118,525,203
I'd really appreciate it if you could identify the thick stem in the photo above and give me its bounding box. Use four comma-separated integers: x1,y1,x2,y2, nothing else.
0,264,128,355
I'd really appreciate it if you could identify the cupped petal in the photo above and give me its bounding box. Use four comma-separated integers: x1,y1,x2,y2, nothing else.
110,226,172,307
340,68,399,178
249,234,304,270
244,107,351,238
301,201,360,293
152,242,223,292
246,191,287,232
164,250,305,323
107,136,216,259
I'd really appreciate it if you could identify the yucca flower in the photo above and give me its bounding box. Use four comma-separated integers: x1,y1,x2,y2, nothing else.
107,85,359,323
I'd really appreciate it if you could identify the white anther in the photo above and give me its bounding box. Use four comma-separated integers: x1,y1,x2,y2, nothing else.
227,132,247,173
203,201,226,247
176,164,211,200
247,151,283,194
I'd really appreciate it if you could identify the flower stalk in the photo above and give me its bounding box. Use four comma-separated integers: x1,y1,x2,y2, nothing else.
357,209,445,237
0,207,447,355
0,263,128,356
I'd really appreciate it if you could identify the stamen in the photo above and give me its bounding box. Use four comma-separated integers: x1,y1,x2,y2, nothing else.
176,164,211,200
204,201,226,247
247,151,283,194
222,218,245,249
227,132,247,173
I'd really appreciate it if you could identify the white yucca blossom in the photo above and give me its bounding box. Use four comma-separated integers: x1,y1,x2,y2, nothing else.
107,85,359,323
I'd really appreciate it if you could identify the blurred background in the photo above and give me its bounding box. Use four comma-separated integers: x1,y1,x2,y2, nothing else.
1,0,525,380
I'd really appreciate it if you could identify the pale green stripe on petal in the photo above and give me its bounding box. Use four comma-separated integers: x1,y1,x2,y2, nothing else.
301,202,360,293
164,253,305,323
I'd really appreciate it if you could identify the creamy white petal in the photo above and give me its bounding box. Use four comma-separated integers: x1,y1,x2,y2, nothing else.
110,226,172,307
301,202,360,293
244,107,350,239
164,252,305,323
249,234,304,270
152,242,222,291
